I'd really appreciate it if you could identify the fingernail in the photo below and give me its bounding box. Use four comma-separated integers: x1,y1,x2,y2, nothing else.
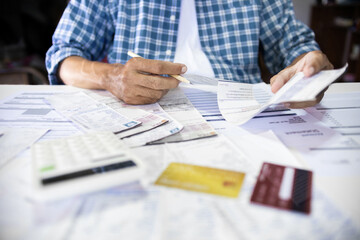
181,66,187,74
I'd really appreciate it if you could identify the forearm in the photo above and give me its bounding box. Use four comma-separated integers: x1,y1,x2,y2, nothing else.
58,56,122,89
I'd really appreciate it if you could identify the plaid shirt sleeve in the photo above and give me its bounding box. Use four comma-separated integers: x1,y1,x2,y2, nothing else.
259,0,320,74
45,0,114,84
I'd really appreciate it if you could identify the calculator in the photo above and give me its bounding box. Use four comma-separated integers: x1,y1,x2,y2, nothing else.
32,131,144,201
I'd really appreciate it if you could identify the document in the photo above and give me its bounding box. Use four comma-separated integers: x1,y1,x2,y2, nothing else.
134,135,252,185
86,90,185,145
151,88,217,143
47,92,141,133
181,83,295,123
302,92,360,176
119,103,183,147
0,91,80,140
307,107,360,136
85,90,169,138
218,66,347,125
242,109,341,150
181,84,223,121
223,129,303,171
0,128,48,168
216,189,360,239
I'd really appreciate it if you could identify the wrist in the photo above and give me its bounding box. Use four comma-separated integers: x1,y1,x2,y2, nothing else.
100,63,125,91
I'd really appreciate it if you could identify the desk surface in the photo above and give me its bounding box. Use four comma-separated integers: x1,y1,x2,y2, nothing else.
0,82,359,239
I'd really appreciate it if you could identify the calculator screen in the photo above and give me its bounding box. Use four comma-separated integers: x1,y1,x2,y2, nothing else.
41,160,136,185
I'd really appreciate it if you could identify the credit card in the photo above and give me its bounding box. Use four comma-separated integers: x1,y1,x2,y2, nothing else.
250,162,312,214
154,162,246,198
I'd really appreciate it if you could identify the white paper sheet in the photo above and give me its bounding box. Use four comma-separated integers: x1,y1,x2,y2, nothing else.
301,92,360,176
0,128,48,168
216,188,359,240
85,90,169,138
152,88,217,143
218,66,347,125
182,83,295,123
47,92,141,133
241,109,341,150
307,108,360,136
0,91,80,140
223,129,303,171
122,113,183,147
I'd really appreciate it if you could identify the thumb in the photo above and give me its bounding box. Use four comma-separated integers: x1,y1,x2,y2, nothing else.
302,51,333,77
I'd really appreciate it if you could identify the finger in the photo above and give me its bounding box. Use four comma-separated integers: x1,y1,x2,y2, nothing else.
302,51,333,77
286,91,325,109
135,73,180,90
122,95,159,105
286,100,318,109
127,57,187,75
133,85,167,100
270,67,296,93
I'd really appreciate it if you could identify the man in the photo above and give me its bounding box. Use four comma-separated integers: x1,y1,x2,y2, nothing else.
46,0,333,107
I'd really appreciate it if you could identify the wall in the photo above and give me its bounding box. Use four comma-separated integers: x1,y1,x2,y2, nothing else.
292,0,314,26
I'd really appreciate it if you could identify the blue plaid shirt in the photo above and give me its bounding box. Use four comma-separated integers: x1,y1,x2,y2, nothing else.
46,0,319,85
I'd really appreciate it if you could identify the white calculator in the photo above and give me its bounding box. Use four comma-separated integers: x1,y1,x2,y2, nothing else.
32,131,144,201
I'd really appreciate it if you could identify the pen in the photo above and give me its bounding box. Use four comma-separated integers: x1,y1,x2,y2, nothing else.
127,51,190,84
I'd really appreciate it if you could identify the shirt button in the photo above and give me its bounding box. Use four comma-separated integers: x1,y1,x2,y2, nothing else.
170,15,176,21
166,50,172,55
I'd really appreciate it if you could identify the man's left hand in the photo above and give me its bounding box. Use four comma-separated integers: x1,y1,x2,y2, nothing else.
270,50,333,109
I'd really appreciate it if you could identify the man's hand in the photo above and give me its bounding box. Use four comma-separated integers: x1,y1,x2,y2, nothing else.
270,50,333,108
59,56,187,105
104,58,187,104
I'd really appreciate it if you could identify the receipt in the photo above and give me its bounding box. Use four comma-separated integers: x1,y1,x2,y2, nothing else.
152,88,217,143
85,90,170,138
47,92,141,133
218,65,348,125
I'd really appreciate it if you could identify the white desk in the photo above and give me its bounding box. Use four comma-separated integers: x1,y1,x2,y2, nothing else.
0,83,359,239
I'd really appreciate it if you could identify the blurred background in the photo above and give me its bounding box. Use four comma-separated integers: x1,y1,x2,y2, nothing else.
0,0,359,85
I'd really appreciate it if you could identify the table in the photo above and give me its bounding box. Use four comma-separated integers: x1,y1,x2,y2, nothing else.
0,83,359,240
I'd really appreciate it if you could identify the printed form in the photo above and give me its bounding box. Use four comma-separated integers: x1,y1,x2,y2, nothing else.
85,90,169,138
153,88,217,143
47,92,141,133
218,65,347,125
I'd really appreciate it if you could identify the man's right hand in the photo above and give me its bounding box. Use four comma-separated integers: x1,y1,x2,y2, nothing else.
58,56,187,105
105,57,187,104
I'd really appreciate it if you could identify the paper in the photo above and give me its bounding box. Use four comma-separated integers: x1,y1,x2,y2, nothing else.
217,189,359,239
301,92,360,176
183,74,219,85
155,162,246,198
218,65,347,125
0,91,81,140
121,108,183,147
85,90,187,146
242,109,341,150
47,92,141,133
85,90,169,138
0,91,79,139
182,83,295,123
223,129,303,171
0,128,48,168
307,107,360,136
311,91,360,110
151,88,217,143
134,135,252,185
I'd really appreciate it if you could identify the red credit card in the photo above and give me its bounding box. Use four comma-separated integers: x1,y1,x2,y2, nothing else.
250,162,313,214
